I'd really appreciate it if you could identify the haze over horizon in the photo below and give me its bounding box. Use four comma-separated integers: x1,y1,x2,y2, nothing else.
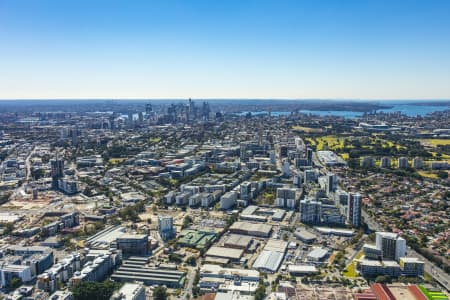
1,0,450,100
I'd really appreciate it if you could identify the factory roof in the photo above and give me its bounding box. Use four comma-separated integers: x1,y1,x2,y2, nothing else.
201,264,259,279
223,234,252,248
205,246,244,260
287,265,318,274
253,250,284,272
264,239,288,253
307,247,329,260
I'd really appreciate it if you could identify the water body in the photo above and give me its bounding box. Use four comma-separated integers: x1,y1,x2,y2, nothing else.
376,103,449,116
237,103,449,119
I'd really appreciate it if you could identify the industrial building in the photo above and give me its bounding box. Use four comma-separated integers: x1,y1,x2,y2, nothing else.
223,234,252,250
116,234,149,255
205,246,244,262
111,283,146,300
306,247,329,262
252,240,287,273
111,257,185,288
229,221,272,237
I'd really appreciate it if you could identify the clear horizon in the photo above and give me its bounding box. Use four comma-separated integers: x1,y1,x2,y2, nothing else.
1,0,450,99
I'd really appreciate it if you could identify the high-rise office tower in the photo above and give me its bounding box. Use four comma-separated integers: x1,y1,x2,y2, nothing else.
145,103,153,115
347,192,362,227
51,157,64,189
326,173,337,194
306,147,313,166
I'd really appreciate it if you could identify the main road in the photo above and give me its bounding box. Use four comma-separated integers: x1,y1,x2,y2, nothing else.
362,210,450,291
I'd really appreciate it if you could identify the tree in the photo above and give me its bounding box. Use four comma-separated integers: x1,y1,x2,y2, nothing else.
182,215,193,229
374,275,391,284
186,256,197,266
10,277,22,290
2,222,14,235
255,279,266,300
437,170,448,179
154,286,167,300
70,281,121,300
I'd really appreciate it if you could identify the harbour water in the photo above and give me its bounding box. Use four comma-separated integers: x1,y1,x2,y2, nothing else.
237,102,449,119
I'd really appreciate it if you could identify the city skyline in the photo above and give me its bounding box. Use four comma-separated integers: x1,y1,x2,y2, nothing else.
1,0,450,99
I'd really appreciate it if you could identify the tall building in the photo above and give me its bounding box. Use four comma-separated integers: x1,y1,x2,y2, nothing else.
282,159,291,177
306,147,313,166
398,157,409,169
50,158,64,189
375,232,406,261
145,103,153,115
300,199,321,224
326,173,337,194
127,112,133,127
240,181,252,200
158,216,175,241
380,157,391,168
304,169,316,184
275,187,297,208
361,156,375,168
347,192,362,227
412,157,423,169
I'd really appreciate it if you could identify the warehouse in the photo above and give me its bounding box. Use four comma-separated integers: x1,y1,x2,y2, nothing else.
307,247,329,262
287,265,318,275
252,250,284,273
229,221,272,237
205,246,244,262
272,210,286,221
200,264,260,281
263,239,288,253
223,234,252,250
294,229,316,244
111,260,185,288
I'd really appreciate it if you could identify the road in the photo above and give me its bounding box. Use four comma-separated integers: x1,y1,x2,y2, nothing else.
363,210,450,291
182,267,196,300
25,146,36,181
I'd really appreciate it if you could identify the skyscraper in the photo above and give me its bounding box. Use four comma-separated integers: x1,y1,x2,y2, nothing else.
398,157,409,169
158,216,175,241
300,199,322,224
380,156,391,168
50,157,64,189
326,173,337,194
376,232,406,261
306,147,313,166
347,192,362,228
240,181,252,201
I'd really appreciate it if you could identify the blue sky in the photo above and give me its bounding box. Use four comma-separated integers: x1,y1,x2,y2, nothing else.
1,0,450,99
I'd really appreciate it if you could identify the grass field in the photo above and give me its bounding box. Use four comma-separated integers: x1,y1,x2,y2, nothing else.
109,158,127,164
419,139,450,147
419,285,448,300
149,137,161,143
343,251,363,278
292,126,324,133
313,136,348,151
418,171,439,179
